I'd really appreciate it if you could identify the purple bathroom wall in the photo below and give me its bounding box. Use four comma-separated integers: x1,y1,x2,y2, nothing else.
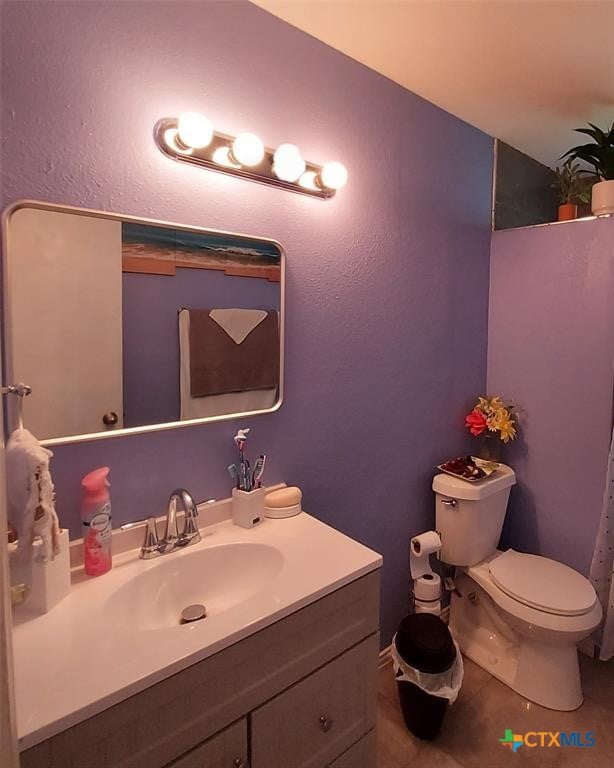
0,0,493,644
122,269,280,426
488,217,614,576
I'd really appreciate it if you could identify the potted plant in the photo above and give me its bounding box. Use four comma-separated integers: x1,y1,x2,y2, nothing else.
465,396,517,462
551,159,592,221
562,121,614,216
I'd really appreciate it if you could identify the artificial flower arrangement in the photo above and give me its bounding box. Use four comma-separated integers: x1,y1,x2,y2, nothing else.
465,396,517,444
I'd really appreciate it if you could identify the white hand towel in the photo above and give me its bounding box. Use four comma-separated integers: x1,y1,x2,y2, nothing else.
6,428,60,564
208,309,268,344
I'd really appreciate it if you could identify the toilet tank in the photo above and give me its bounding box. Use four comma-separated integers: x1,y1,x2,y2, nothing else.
433,464,516,566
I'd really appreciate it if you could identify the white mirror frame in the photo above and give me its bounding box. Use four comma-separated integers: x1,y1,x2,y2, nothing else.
1,200,285,446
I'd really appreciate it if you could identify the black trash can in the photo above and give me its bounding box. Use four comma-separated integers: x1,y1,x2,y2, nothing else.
394,613,457,740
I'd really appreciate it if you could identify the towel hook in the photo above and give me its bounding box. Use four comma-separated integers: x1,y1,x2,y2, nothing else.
2,382,33,430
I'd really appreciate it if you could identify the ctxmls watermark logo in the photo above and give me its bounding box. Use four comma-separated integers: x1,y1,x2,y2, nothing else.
499,728,595,752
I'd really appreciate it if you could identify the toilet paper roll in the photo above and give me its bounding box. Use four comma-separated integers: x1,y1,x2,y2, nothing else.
414,599,442,616
410,531,441,579
414,572,441,602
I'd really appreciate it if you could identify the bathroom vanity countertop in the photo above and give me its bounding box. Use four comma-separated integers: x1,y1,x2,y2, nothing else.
13,509,382,750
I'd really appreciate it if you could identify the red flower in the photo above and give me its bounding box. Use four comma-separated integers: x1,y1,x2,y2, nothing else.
465,409,488,436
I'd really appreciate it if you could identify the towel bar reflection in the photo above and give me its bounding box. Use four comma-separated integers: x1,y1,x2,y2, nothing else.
1,382,33,430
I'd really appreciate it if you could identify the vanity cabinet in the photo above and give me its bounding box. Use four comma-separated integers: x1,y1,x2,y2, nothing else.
20,571,379,768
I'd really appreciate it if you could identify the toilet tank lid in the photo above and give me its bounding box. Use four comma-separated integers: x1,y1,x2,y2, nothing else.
432,463,516,500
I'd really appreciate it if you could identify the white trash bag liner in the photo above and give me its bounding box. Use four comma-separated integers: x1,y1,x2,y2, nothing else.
391,634,464,704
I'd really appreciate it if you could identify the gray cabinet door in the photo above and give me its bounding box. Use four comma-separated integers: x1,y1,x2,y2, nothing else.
251,635,378,768
168,719,247,768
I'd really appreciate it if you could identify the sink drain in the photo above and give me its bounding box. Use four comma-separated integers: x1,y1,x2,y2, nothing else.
180,604,207,624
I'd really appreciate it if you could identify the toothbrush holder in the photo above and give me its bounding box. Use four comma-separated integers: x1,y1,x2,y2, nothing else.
231,487,266,529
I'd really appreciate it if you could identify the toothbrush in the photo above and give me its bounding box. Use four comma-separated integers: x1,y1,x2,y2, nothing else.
243,456,252,492
233,428,250,450
238,452,245,491
252,455,266,488
227,464,239,488
239,446,249,491
234,429,249,491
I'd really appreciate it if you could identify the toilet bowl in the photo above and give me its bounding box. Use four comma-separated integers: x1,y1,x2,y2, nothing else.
433,465,603,711
450,552,602,710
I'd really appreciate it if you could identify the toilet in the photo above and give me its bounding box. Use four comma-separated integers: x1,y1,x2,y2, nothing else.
433,465,602,711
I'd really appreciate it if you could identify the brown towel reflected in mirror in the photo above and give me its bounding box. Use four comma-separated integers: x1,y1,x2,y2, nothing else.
188,309,279,397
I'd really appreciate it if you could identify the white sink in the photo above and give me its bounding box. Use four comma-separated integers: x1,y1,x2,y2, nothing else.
104,542,284,631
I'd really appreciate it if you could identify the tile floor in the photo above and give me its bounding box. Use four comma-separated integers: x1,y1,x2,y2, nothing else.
377,653,614,767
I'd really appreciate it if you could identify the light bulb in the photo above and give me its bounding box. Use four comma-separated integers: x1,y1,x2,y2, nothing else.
298,171,319,190
320,161,348,190
273,143,306,182
231,133,265,167
163,128,193,156
177,112,213,149
212,146,241,168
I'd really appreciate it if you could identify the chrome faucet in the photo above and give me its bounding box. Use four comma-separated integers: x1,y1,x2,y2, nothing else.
140,488,201,559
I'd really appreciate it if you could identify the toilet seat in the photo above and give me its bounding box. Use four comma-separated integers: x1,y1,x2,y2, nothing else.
488,550,596,616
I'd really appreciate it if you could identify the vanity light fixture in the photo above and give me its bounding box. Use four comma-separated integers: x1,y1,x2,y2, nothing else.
154,113,347,199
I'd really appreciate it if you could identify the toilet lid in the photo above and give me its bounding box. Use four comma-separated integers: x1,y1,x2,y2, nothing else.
489,550,597,616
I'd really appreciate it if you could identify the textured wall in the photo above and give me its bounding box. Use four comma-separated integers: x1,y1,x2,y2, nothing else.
1,0,493,644
488,216,614,575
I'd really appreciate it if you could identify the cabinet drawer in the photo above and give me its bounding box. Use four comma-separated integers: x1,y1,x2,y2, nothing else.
328,731,375,768
251,634,378,768
169,719,247,768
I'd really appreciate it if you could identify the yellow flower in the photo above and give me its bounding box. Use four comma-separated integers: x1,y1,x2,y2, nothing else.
478,396,504,415
473,396,518,442
491,408,516,443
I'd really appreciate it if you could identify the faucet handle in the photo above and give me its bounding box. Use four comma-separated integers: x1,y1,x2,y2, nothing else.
140,517,161,559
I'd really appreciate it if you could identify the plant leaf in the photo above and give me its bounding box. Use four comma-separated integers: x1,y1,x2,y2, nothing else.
563,122,613,179
562,144,600,159
575,127,604,144
563,142,603,155
588,122,607,138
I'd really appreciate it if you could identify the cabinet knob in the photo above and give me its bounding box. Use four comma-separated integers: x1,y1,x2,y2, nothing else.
102,411,119,426
319,714,333,733
233,759,247,768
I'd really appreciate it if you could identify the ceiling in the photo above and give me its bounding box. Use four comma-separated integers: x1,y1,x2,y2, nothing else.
252,0,614,168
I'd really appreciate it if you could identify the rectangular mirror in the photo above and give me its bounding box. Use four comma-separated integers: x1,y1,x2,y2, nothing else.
2,201,284,444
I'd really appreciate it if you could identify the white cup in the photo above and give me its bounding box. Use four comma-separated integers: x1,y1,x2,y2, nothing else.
231,487,266,529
